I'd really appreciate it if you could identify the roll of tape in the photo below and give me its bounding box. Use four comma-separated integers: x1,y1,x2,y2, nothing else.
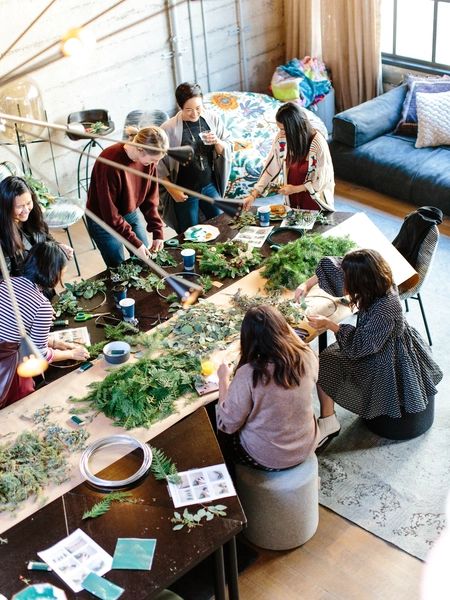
165,238,179,247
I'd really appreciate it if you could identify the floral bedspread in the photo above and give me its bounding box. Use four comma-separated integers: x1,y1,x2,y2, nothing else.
203,91,327,199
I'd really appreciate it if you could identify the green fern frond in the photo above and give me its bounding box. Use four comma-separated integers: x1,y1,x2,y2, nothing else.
82,491,134,520
150,446,181,484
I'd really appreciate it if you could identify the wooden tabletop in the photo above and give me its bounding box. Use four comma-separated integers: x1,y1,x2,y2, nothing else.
0,407,245,600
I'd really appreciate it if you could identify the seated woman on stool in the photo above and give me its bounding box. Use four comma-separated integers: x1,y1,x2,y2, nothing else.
0,176,73,278
0,242,90,406
217,305,319,471
243,102,334,212
295,249,443,447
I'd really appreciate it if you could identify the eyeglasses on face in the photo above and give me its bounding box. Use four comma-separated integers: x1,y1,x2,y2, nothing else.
183,106,202,115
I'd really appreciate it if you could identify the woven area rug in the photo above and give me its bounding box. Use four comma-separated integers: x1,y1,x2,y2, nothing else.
315,197,450,561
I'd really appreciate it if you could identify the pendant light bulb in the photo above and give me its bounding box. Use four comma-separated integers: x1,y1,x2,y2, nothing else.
61,27,96,58
17,336,48,378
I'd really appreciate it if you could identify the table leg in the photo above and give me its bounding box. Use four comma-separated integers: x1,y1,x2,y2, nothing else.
318,330,328,353
213,546,227,600
226,536,240,600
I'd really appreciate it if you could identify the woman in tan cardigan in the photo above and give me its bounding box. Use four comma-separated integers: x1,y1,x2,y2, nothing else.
243,102,334,212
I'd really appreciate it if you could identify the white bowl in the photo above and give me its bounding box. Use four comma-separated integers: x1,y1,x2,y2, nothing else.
103,341,131,364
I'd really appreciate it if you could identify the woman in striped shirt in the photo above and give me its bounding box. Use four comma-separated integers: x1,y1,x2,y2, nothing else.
0,241,89,406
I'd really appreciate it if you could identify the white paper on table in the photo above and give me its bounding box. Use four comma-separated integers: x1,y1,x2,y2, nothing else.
38,528,113,593
232,225,274,248
167,463,236,508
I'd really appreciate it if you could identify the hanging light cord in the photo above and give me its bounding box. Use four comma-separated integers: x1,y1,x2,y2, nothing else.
0,143,203,302
0,112,243,209
0,246,28,338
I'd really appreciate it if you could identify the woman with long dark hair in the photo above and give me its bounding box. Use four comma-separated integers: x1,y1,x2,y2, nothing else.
0,176,72,277
295,249,443,447
0,241,90,406
158,82,233,233
243,102,334,211
217,305,319,471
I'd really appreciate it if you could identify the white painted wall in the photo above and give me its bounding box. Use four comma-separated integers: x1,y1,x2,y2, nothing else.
0,0,284,197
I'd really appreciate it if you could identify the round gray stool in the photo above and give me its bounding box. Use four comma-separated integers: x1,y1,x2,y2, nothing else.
235,454,319,550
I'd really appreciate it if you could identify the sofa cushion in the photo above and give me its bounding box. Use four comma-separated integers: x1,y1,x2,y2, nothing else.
395,74,450,137
332,85,406,148
416,90,450,148
329,134,450,215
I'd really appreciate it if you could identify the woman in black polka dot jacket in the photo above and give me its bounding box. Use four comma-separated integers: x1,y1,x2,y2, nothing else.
295,248,443,447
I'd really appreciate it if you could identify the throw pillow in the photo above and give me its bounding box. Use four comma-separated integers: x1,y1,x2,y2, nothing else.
415,90,450,148
395,74,450,137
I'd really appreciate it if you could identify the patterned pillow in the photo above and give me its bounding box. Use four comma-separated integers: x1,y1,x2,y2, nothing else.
203,91,327,198
415,90,450,148
395,74,450,137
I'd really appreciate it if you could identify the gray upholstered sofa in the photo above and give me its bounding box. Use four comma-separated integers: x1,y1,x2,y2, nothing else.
329,85,450,216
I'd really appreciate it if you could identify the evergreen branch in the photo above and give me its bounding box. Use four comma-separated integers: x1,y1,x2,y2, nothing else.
150,447,181,484
82,491,135,520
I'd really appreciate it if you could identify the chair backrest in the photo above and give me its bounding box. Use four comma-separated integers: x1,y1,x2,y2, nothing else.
122,109,169,140
398,225,439,299
393,206,442,298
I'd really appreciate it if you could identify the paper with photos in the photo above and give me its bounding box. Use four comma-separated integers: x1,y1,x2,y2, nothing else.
38,529,113,593
167,463,236,508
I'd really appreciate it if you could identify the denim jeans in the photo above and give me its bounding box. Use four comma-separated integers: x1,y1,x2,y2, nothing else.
174,182,222,233
87,210,149,268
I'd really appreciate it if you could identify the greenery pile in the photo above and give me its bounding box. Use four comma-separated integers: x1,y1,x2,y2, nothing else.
161,302,242,354
0,429,88,512
73,353,201,429
54,279,107,316
182,240,262,279
262,234,356,290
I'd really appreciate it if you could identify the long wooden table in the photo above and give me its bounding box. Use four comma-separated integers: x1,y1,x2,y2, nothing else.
0,408,245,600
0,210,417,597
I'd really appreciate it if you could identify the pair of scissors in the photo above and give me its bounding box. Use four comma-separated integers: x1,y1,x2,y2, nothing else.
74,311,110,322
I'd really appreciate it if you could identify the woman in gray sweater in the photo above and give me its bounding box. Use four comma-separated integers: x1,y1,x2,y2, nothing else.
217,305,319,471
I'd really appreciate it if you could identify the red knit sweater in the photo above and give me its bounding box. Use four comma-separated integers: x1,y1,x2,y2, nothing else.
87,143,164,248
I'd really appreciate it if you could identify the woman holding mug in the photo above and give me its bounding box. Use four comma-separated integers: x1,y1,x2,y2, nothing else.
159,82,233,233
243,102,334,212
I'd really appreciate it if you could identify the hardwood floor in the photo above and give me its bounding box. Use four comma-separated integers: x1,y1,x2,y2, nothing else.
51,184,429,600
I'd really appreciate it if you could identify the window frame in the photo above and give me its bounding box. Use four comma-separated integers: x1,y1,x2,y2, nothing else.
381,0,450,76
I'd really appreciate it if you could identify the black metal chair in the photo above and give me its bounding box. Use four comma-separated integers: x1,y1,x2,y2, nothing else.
67,109,115,196
67,110,115,252
122,109,169,139
392,207,442,346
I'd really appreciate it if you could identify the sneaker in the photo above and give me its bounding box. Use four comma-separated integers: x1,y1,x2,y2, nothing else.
317,413,341,448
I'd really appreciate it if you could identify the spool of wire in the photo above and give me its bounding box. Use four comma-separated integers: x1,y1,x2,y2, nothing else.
79,435,153,489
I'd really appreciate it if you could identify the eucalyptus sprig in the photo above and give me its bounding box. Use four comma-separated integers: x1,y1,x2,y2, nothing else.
171,505,227,531
150,447,181,484
161,302,242,354
151,248,178,267
82,491,137,520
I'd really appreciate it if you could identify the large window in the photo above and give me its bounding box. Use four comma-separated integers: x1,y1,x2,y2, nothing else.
381,0,450,74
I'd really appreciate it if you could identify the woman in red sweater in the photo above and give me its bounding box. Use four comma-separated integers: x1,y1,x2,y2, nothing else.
87,125,169,268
